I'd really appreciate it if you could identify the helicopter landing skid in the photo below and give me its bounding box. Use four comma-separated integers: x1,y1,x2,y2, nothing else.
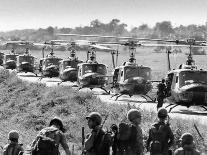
165,104,179,113
140,94,155,103
200,106,207,111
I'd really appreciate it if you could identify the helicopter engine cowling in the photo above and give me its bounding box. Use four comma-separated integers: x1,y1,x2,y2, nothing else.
120,77,152,95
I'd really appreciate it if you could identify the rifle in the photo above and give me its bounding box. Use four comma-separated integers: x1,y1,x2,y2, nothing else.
81,127,85,155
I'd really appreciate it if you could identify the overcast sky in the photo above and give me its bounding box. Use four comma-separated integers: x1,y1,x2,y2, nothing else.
0,0,207,31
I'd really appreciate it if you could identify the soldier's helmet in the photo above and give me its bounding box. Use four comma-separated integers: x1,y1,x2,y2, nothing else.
158,108,168,118
180,133,194,145
127,109,142,121
86,112,102,125
49,117,65,132
8,130,19,140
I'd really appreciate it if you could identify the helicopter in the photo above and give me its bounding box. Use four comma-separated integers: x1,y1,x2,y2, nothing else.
57,33,161,99
3,48,18,70
49,40,84,82
76,45,111,93
2,42,21,69
16,44,37,75
37,42,63,78
156,38,207,112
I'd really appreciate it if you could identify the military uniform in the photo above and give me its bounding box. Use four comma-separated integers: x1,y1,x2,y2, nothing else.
3,130,24,155
84,112,111,155
157,80,166,109
127,109,144,155
146,108,174,155
174,133,200,155
84,126,110,155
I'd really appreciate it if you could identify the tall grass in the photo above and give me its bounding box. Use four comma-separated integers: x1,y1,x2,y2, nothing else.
0,69,206,154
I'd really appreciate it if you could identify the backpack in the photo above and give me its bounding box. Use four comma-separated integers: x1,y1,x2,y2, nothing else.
3,143,23,155
113,121,137,152
31,127,59,155
150,124,166,154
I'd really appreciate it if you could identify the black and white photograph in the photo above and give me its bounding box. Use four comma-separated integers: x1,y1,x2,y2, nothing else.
0,0,207,154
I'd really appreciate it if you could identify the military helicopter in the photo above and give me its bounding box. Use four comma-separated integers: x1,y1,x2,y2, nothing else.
156,38,207,112
2,42,20,69
16,43,37,75
76,45,112,93
107,41,155,101
49,40,84,82
37,42,63,78
57,33,161,99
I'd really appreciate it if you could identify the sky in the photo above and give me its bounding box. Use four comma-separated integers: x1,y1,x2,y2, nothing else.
0,0,207,31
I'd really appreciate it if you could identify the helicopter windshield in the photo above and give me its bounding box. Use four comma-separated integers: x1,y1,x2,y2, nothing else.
63,60,78,69
124,66,151,80
45,58,60,66
18,55,34,63
83,64,107,75
5,55,17,61
179,71,207,87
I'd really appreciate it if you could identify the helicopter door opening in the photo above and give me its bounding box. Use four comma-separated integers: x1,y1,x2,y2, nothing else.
113,69,119,83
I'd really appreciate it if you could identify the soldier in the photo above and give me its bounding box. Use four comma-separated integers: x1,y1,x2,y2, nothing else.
31,117,71,155
157,79,166,110
3,130,24,155
174,133,200,155
127,109,144,155
146,108,174,155
84,112,111,155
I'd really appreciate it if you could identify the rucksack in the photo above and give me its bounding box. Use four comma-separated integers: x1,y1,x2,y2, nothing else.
150,124,166,154
31,127,59,155
4,143,23,155
114,121,137,151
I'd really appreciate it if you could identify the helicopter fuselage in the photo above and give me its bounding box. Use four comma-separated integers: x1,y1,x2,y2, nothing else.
3,54,18,69
77,63,108,88
59,58,82,82
17,55,35,73
166,69,207,107
112,64,152,96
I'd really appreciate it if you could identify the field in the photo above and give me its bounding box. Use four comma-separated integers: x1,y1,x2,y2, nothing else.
0,48,207,154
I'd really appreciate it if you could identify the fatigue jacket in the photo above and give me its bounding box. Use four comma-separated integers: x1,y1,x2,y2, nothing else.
32,126,70,155
132,123,144,155
146,122,174,155
3,142,24,155
174,144,200,155
84,126,110,155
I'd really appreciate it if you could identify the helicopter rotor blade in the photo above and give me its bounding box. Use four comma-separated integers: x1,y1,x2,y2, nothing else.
57,33,161,41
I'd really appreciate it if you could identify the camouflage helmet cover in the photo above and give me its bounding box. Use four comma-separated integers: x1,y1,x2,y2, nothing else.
49,117,65,132
86,112,102,125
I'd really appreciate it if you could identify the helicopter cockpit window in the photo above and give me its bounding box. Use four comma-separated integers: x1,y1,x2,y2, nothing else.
139,68,151,80
179,71,207,87
18,56,34,63
83,64,106,75
124,67,139,79
5,55,16,61
45,58,60,66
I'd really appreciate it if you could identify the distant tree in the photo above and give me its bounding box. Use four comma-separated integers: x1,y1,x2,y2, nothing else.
154,21,174,38
46,26,54,36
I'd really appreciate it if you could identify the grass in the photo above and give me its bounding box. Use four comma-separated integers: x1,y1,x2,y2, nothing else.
0,69,206,154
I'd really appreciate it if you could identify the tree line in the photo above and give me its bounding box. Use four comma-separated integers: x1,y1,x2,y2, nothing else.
0,19,207,53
